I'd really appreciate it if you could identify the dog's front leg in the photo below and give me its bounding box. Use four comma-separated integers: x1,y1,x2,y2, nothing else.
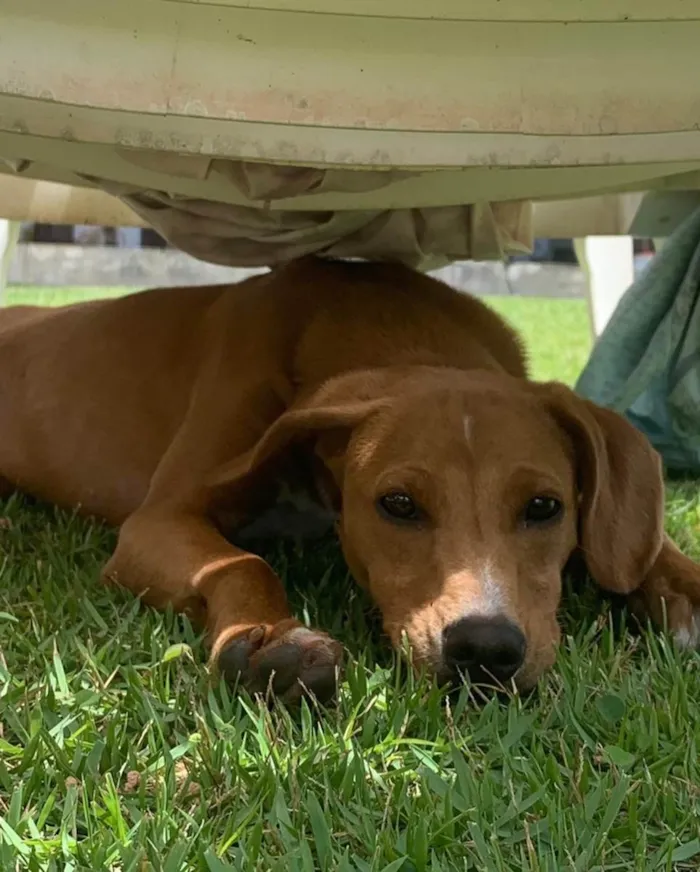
103,509,343,703
628,535,700,649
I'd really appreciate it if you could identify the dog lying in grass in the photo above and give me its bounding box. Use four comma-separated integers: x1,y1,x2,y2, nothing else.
1,256,699,703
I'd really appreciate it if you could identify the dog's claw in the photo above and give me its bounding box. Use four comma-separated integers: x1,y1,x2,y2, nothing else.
672,611,700,649
217,623,343,705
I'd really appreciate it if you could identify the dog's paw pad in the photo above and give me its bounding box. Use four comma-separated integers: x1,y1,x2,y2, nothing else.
217,625,266,678
218,624,343,704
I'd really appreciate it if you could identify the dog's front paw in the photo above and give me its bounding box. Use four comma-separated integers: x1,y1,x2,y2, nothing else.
216,620,344,704
629,540,700,649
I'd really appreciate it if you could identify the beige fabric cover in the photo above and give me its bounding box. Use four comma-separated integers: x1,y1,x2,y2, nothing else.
94,156,532,269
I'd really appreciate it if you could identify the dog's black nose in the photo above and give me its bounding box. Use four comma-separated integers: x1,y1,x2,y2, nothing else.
442,616,526,685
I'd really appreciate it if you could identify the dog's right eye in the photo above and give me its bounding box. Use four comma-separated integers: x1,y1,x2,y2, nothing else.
378,491,421,522
522,495,563,527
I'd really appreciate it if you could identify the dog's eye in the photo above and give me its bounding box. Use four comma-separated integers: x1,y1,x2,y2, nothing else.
523,495,563,526
378,491,420,522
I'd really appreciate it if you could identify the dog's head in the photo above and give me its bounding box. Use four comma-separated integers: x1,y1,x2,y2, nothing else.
211,367,664,691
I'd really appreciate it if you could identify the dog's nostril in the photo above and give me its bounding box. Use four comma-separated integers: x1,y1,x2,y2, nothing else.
443,616,526,683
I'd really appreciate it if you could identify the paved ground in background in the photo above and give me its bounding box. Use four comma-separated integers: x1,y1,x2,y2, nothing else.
9,243,587,297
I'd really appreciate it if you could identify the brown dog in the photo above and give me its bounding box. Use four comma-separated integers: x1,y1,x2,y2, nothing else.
1,257,699,702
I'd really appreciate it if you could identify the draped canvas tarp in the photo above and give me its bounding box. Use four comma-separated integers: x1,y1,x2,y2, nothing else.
577,207,700,474
91,157,532,270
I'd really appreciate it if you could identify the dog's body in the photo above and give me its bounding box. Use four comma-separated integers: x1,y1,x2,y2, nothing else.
0,259,521,527
2,257,699,701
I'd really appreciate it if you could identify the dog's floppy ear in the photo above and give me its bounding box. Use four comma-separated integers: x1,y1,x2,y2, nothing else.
543,383,665,594
207,372,388,495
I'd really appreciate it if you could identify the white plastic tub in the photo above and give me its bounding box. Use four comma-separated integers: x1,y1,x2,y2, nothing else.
2,1,700,264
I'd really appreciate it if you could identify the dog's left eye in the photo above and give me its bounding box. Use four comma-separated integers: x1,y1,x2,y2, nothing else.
522,495,563,526
378,491,421,522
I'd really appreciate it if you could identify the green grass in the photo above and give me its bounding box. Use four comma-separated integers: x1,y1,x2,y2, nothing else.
4,286,133,307
488,296,592,386
2,286,700,871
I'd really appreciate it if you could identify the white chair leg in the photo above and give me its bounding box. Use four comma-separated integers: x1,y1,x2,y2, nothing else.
574,235,634,339
0,220,20,305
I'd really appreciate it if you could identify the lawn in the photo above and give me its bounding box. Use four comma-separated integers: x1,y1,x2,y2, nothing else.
2,286,700,871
